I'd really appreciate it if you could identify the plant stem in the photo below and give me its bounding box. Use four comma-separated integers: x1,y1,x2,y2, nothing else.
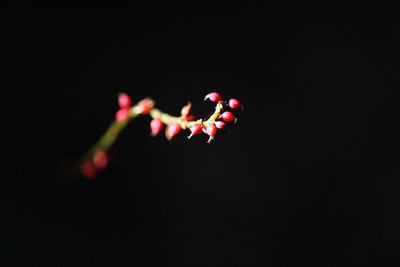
80,98,224,171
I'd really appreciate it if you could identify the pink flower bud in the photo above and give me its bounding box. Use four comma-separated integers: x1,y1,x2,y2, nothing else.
166,123,181,140
221,111,236,123
93,150,108,169
185,114,197,121
115,109,130,122
204,92,222,103
187,124,203,139
133,98,154,114
180,102,192,118
214,121,227,129
150,119,164,136
206,124,218,144
81,161,97,180
228,98,241,109
118,92,132,109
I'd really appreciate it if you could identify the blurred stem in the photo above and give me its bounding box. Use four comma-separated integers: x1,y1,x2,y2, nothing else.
81,119,130,163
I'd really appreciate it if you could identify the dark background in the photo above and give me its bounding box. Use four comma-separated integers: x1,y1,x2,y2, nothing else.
4,2,400,266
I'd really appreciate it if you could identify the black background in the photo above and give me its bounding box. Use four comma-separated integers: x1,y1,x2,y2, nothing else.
4,2,400,266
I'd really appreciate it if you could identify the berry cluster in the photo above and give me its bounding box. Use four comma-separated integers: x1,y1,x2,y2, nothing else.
150,92,242,143
80,91,242,179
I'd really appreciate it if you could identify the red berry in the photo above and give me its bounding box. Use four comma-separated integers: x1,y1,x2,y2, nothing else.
221,111,236,122
187,124,203,139
214,121,227,129
81,161,97,180
118,92,132,109
166,123,181,140
206,124,218,144
150,119,164,136
94,150,108,169
204,92,222,103
115,109,130,122
228,98,241,109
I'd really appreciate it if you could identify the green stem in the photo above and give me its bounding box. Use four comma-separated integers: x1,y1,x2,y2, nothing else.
81,118,130,164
